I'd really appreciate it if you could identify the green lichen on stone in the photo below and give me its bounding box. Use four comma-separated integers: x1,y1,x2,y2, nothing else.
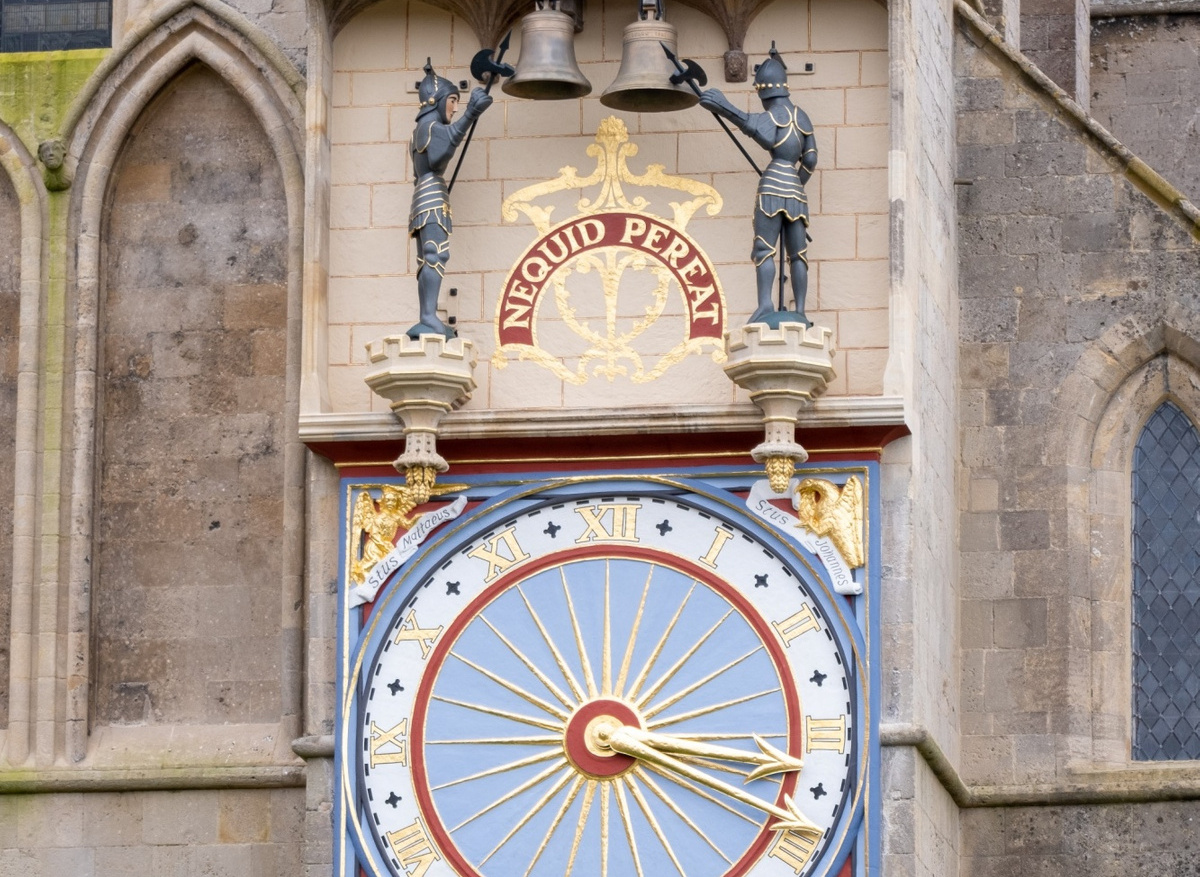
0,50,107,156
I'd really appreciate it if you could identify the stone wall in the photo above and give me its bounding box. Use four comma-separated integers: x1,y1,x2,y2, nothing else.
0,788,304,876
0,165,17,729
962,800,1200,874
94,63,290,726
1090,13,1200,202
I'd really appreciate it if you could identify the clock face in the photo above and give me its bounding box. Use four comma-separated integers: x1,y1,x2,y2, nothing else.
345,481,866,877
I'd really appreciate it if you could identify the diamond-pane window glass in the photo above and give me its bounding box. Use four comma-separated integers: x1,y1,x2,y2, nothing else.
0,0,109,52
1132,400,1200,761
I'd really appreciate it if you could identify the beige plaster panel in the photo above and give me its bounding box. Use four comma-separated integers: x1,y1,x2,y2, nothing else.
327,0,889,415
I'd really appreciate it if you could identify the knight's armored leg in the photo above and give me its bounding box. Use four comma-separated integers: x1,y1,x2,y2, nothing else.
750,228,779,324
784,220,810,324
407,231,454,339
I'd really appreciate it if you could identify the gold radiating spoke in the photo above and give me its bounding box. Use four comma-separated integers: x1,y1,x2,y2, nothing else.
450,758,569,832
636,609,734,711
642,762,762,827
615,566,654,698
479,768,577,867
601,778,611,877
517,585,588,704
428,734,562,746
626,582,697,702
675,754,784,782
561,568,599,699
624,775,688,877
648,688,781,730
477,615,577,711
661,732,787,742
449,649,571,721
602,563,612,697
431,694,564,734
636,768,734,864
613,779,646,877
640,645,763,720
564,780,598,877
431,748,563,791
522,775,587,877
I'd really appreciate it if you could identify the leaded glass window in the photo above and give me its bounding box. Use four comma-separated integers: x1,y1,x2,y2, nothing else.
1132,400,1200,761
1,0,109,52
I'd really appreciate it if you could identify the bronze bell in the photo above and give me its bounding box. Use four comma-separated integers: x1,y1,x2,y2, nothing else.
600,3,698,113
503,2,592,101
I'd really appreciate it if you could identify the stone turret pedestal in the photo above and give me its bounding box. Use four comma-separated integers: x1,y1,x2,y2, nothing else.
364,333,477,477
723,321,836,493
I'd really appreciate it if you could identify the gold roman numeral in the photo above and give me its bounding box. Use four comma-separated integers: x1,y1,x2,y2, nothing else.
768,828,819,873
698,526,733,568
467,527,531,583
772,604,821,645
393,610,442,659
805,715,848,753
385,817,440,876
369,719,408,768
574,503,641,543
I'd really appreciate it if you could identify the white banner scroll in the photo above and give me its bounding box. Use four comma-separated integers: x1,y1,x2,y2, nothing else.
746,479,862,596
348,496,468,608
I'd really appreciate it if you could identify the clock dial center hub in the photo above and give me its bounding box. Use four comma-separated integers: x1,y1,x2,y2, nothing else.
564,698,642,778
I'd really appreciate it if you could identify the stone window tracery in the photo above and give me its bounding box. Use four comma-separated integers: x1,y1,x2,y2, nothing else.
0,0,109,51
1131,400,1200,761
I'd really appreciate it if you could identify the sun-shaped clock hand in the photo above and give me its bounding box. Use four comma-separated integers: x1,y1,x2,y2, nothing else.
597,721,822,837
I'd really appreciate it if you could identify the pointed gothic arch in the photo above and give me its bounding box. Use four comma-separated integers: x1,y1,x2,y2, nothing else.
51,6,307,763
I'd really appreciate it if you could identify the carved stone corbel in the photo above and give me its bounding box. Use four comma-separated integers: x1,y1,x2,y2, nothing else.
723,321,836,492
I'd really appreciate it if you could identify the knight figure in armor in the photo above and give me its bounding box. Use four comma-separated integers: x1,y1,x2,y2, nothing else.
408,60,494,339
699,45,817,326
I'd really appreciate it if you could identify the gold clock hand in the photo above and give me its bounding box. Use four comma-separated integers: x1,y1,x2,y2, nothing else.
601,724,822,837
612,727,804,781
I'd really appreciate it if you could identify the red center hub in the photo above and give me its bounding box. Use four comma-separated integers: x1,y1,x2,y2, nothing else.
563,699,642,779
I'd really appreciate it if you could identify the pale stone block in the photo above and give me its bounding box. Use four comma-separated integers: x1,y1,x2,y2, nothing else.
817,258,888,309
329,227,407,277
835,124,888,169
17,794,84,848
451,225,535,273
332,72,351,107
327,363,375,413
679,130,759,175
561,353,730,407
330,185,370,229
969,477,1000,511
402,3,453,67
824,348,849,395
503,97,582,138
351,70,407,107
807,214,856,260
803,88,846,128
846,85,888,125
83,793,142,847
369,182,412,229
332,1,409,71
693,216,755,264
819,168,888,214
350,325,408,364
749,1,812,49
812,0,886,50
846,347,887,394
490,134,611,181
659,3,727,59
836,306,888,348
806,52,864,89
218,790,272,843
142,791,219,845
487,360,565,409
95,845,154,875
857,213,888,259
330,143,408,186
861,51,888,86
331,106,388,145
446,179,504,226
328,275,406,324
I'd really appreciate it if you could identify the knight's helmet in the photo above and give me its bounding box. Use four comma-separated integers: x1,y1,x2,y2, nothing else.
753,42,789,100
417,58,460,121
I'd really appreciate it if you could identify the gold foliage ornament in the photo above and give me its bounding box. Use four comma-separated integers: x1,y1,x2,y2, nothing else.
494,117,729,384
792,475,865,570
349,466,466,586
